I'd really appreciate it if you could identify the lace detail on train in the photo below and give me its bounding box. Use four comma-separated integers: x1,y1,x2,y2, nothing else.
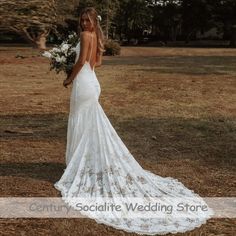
54,36,214,235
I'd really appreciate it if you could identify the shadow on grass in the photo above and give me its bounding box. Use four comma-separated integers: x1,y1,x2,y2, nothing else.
0,113,68,140
0,113,235,182
118,116,235,168
0,162,64,183
106,56,236,76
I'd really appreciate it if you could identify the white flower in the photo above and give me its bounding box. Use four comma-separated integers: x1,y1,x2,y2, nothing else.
61,56,66,63
42,51,52,58
55,56,61,62
55,55,66,63
61,43,69,53
70,47,76,52
97,15,102,21
55,56,61,63
51,47,60,53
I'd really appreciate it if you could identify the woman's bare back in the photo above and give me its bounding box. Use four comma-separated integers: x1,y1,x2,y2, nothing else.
86,32,97,69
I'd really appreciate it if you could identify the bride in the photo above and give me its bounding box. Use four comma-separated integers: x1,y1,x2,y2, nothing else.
54,7,214,235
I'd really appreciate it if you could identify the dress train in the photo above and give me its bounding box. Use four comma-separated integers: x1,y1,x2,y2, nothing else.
54,33,214,235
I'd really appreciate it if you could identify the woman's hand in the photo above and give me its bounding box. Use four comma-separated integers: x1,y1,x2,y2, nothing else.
63,76,73,88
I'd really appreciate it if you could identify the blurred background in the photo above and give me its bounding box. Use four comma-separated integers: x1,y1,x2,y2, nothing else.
0,0,236,49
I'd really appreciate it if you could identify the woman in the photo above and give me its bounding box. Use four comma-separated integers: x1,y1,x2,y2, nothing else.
54,7,213,235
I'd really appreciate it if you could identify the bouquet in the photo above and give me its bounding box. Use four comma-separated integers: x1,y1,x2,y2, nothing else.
42,31,79,77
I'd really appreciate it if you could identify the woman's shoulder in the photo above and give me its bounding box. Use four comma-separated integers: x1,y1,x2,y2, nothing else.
79,32,90,46
80,31,92,39
80,31,97,39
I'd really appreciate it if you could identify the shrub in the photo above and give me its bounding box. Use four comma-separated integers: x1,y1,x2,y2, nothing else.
104,39,121,56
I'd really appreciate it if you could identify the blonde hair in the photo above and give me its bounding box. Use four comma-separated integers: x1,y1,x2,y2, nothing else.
78,7,105,55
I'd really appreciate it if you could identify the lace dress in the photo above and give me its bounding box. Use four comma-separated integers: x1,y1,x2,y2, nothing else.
54,32,214,235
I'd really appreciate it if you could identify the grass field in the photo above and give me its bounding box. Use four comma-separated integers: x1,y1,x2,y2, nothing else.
0,46,235,236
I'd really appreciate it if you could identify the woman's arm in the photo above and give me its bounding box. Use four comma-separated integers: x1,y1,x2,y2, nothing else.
68,32,90,81
95,52,102,67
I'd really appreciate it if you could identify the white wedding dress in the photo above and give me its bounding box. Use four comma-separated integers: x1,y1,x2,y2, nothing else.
54,33,214,235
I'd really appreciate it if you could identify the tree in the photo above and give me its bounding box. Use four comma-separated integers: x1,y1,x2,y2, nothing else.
146,0,160,38
216,0,236,46
98,0,120,39
160,0,182,41
180,0,218,43
114,0,151,42
0,0,57,49
54,0,80,39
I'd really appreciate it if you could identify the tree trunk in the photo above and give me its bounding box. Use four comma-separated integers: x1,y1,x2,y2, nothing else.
34,33,47,49
21,30,48,49
105,4,109,39
185,30,195,44
171,26,177,41
230,25,236,47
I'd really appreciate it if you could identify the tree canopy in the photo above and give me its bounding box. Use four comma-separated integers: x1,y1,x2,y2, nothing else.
0,0,236,48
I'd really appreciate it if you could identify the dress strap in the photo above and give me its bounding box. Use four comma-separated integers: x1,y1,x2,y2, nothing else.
88,33,93,63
